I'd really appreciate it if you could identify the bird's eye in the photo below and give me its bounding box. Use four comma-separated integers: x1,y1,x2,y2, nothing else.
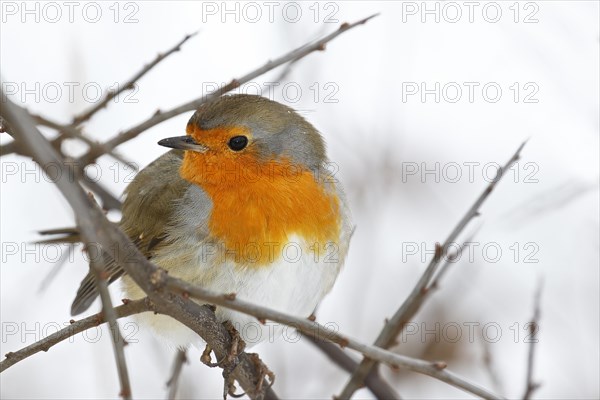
228,135,248,151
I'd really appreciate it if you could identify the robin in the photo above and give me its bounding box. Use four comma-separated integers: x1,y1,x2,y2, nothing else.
70,94,353,348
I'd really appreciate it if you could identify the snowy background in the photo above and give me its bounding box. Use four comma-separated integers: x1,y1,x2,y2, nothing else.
1,1,599,398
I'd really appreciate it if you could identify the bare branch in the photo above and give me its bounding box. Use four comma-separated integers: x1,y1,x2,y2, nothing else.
33,113,137,169
81,174,123,211
167,349,188,400
163,275,503,399
0,140,25,157
337,142,527,399
89,258,132,399
76,14,379,167
1,299,150,372
71,32,198,126
305,337,401,400
523,279,543,399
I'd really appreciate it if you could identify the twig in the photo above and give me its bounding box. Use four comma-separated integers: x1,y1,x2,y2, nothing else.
71,32,198,126
76,14,379,167
167,349,188,400
33,113,136,169
305,336,401,400
260,61,296,96
37,243,74,292
337,142,527,399
428,226,481,290
81,173,123,211
1,299,150,372
89,258,132,399
162,275,503,399
481,326,504,395
523,279,543,399
0,140,25,157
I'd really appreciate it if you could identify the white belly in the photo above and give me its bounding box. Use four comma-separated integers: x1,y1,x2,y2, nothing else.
121,236,346,348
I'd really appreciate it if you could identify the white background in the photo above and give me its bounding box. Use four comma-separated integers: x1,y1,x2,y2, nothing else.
1,1,599,398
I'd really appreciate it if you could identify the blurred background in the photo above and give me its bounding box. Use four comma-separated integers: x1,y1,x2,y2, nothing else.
1,1,598,398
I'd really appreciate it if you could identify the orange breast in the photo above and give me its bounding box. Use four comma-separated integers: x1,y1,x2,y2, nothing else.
180,126,341,267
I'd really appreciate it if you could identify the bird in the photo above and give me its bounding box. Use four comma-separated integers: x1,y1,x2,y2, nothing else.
69,94,353,348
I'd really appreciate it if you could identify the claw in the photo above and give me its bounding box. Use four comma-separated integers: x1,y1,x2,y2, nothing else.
200,344,221,368
250,352,275,393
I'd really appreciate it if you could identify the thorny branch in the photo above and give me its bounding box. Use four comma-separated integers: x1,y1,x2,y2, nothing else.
0,299,150,372
162,272,503,399
167,349,188,400
337,142,527,400
523,279,543,399
89,259,132,399
305,337,401,400
71,32,198,126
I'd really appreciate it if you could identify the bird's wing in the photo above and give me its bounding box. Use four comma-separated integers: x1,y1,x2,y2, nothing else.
71,150,191,315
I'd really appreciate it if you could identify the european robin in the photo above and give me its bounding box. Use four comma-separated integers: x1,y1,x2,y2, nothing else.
71,94,353,347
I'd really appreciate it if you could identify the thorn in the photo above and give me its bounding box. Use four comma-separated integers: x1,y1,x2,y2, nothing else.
307,314,316,322
150,268,168,287
432,361,447,370
339,22,350,30
69,319,76,324
4,352,14,358
316,43,326,51
224,293,236,301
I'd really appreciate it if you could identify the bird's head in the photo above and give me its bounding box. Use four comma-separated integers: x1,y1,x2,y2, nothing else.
158,94,326,188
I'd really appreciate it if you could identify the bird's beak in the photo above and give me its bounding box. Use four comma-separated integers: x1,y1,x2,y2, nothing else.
158,135,208,152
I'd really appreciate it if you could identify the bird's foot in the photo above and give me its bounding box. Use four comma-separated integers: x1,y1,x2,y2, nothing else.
249,352,275,394
200,320,246,369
